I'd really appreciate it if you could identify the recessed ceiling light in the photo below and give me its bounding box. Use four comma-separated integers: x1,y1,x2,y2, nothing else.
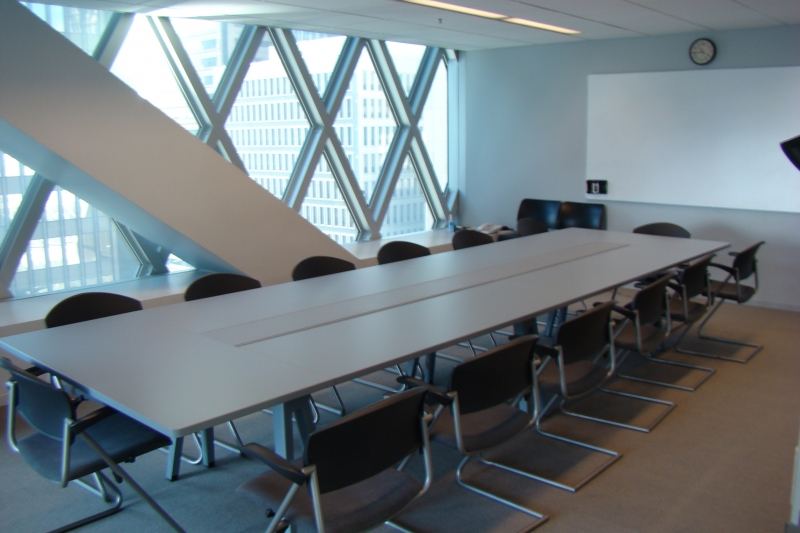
402,0,505,19
400,0,581,36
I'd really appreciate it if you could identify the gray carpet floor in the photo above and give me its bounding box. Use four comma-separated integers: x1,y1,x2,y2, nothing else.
0,298,798,533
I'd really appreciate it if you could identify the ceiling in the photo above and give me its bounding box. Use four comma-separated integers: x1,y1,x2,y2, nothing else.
41,0,800,50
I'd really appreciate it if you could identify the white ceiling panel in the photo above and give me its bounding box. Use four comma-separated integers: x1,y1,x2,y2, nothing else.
24,0,800,49
628,0,784,29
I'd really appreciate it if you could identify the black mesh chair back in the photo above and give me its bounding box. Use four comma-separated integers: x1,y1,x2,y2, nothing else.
631,274,674,326
292,256,356,281
377,241,431,265
679,255,714,300
556,301,614,364
184,272,261,301
557,201,606,230
304,388,427,494
449,335,536,415
731,241,764,281
517,199,561,230
452,229,494,250
517,218,549,237
0,357,72,440
633,223,691,239
45,292,143,329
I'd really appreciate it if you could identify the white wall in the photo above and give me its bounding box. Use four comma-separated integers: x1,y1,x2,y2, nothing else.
0,0,356,289
461,25,800,311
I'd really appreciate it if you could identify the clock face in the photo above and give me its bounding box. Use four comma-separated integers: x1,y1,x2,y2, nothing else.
690,38,716,65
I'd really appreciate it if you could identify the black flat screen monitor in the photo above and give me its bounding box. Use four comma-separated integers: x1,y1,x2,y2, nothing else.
781,135,800,172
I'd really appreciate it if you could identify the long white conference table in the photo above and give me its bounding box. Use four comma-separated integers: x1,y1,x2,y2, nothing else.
0,228,728,478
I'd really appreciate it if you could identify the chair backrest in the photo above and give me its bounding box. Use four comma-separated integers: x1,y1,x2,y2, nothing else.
633,222,691,239
557,201,606,230
304,387,427,494
452,229,494,250
449,335,537,415
184,273,262,302
630,274,673,326
45,292,143,329
1,357,72,441
732,241,765,281
678,255,714,300
292,256,356,281
377,241,431,265
517,218,549,237
556,301,614,364
517,199,561,230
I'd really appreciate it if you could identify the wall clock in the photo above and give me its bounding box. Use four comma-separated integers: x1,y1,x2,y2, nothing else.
689,38,716,65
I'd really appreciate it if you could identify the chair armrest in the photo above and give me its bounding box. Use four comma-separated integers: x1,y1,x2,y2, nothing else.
534,344,559,358
23,365,47,377
70,406,118,435
612,305,636,320
709,262,736,275
396,376,453,406
241,443,306,486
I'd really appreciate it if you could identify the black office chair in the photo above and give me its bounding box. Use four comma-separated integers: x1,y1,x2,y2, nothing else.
692,241,766,363
184,273,263,457
184,272,262,301
451,229,494,250
517,218,549,237
45,292,143,328
633,222,691,239
615,274,715,392
291,256,358,417
527,302,622,491
517,198,561,230
557,201,606,230
44,293,197,477
1,357,184,533
292,256,356,281
377,241,431,265
400,335,548,529
237,388,435,533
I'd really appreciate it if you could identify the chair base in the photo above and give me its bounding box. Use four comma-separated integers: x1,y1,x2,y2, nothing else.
52,473,123,533
617,353,716,392
562,388,674,434
456,455,549,530
675,300,763,364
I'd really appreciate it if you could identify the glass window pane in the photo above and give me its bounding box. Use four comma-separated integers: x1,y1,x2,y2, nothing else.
336,48,397,205
292,32,346,97
0,151,37,245
171,18,245,99
110,16,199,134
385,42,426,96
300,156,358,243
380,155,433,237
22,2,114,55
10,187,142,298
225,34,310,200
166,253,194,273
418,59,448,192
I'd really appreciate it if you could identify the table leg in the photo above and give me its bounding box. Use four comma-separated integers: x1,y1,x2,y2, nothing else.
166,437,184,481
199,428,215,467
273,395,316,460
424,352,437,384
514,318,539,337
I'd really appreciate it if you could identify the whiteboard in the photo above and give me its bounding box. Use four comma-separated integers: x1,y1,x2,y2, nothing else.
586,67,800,213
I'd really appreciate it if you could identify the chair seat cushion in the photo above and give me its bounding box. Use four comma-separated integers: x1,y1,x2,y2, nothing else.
430,402,529,454
614,322,667,355
238,464,422,533
706,280,757,303
668,298,706,324
537,360,608,398
18,412,170,482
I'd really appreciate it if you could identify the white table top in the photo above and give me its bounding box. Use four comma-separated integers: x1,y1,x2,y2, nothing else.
0,229,727,438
